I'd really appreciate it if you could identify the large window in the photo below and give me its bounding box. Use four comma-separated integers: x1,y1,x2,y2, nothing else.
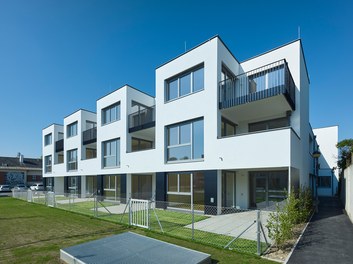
44,133,52,146
166,118,204,162
167,172,205,207
102,102,120,125
67,122,78,138
166,66,204,101
67,149,78,171
248,117,289,133
44,155,52,173
102,138,120,168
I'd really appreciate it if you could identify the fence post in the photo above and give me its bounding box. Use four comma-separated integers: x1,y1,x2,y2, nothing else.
257,210,261,256
128,199,132,226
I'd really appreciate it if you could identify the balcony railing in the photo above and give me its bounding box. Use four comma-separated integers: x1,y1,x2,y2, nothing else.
82,127,97,145
128,106,155,133
55,139,64,152
219,59,295,110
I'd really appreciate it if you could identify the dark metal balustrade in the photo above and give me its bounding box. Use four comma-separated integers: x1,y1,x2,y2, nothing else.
55,139,64,152
82,127,97,145
219,59,295,110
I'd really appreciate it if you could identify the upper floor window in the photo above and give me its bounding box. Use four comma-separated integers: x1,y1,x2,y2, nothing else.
102,138,120,168
67,122,78,138
102,102,120,125
131,137,153,152
44,133,52,146
44,155,52,173
221,117,236,137
166,65,204,102
86,121,97,130
67,149,78,171
166,118,204,162
58,132,64,140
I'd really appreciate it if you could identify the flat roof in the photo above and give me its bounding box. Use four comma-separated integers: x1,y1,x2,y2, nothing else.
61,232,211,264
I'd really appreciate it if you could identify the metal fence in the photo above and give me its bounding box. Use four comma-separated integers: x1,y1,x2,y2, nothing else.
12,190,271,255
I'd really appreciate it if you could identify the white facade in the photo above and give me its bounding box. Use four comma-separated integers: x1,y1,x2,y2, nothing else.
313,126,339,196
42,36,327,212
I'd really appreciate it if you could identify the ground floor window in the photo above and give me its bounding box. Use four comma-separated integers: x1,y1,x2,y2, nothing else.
131,175,152,200
86,176,97,195
166,172,204,209
318,176,331,188
68,176,78,194
222,171,236,208
104,175,121,200
249,170,288,208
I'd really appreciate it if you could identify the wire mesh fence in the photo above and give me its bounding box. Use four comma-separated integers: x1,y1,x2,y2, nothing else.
12,189,271,255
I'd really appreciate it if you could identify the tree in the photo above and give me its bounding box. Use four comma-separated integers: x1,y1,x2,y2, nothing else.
336,139,353,170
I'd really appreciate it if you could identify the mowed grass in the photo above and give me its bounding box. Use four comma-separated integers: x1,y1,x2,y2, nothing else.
58,200,266,254
0,197,275,263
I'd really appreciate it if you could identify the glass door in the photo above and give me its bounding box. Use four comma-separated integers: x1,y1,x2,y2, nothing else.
222,171,236,208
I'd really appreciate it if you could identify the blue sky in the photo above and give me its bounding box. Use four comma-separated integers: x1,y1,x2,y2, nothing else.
0,0,352,158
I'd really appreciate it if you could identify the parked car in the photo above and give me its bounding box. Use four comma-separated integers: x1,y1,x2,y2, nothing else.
12,184,27,191
0,185,11,192
30,183,44,191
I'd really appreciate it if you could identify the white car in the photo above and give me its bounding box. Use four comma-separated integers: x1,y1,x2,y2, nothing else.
30,183,44,191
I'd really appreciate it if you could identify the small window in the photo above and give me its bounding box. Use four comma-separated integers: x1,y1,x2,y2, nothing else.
44,133,52,146
167,173,191,194
166,65,204,101
131,137,153,152
249,117,289,133
221,117,236,137
67,122,78,138
102,103,120,125
45,155,52,173
318,176,331,188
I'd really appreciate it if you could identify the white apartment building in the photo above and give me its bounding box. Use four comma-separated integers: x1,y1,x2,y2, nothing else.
42,36,321,213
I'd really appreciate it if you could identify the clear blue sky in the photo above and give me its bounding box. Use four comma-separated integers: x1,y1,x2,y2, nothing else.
0,0,352,158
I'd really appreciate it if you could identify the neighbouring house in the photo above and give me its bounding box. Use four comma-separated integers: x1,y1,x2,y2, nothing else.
42,35,332,214
312,126,339,197
0,153,42,187
343,155,353,223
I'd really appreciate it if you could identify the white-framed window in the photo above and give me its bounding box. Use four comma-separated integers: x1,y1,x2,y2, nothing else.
166,118,204,162
44,155,52,173
44,133,52,146
102,102,120,125
67,149,78,171
166,65,204,101
102,138,120,168
67,122,78,138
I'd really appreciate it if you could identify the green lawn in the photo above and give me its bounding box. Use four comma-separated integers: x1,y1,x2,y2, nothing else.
0,197,274,263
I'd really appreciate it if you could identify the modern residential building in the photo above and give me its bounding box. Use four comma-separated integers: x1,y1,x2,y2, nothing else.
0,153,42,187
42,35,323,213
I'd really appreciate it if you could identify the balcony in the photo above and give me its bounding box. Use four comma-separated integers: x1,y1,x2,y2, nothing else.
55,139,64,152
219,59,295,110
128,106,155,133
82,127,97,145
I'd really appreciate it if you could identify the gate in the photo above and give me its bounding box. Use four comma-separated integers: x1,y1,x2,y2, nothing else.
129,199,150,228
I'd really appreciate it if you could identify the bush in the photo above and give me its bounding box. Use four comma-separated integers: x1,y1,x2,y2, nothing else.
266,186,313,248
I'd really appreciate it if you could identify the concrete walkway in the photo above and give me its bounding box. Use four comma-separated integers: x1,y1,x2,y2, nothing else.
287,196,353,264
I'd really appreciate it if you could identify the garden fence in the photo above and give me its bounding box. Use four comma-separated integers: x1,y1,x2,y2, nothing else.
12,189,271,255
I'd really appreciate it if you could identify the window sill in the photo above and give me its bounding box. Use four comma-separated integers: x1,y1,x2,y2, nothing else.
166,158,204,164
101,119,120,127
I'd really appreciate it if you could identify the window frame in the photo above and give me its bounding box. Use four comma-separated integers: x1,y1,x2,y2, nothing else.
44,155,52,173
221,117,237,137
131,137,153,152
167,173,192,195
67,122,78,138
165,64,204,102
44,133,52,146
166,118,204,163
102,138,120,168
318,176,331,188
102,102,121,126
67,149,78,171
